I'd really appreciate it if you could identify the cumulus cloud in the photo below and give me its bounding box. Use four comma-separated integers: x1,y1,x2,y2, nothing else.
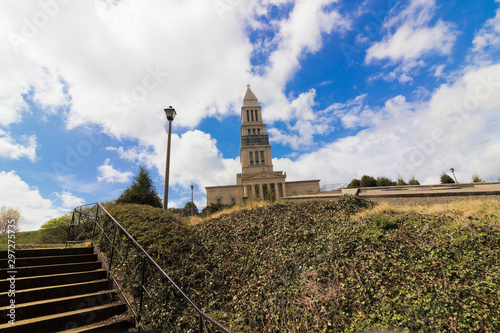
53,190,85,209
0,130,37,161
471,3,500,58
365,0,456,81
0,171,63,231
97,158,133,183
276,63,500,185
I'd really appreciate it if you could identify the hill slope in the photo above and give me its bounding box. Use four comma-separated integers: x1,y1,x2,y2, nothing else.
108,196,500,332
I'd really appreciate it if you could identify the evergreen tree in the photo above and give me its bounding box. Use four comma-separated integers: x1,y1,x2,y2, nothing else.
183,202,199,216
408,176,420,185
440,173,455,184
116,166,162,208
397,177,407,186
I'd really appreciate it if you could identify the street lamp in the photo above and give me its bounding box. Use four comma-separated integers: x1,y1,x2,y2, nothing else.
190,184,194,216
450,168,458,183
163,106,177,210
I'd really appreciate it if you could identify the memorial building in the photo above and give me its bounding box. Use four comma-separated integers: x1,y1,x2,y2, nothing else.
206,85,320,205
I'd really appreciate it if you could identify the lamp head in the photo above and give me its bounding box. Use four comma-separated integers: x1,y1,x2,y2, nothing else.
164,106,177,121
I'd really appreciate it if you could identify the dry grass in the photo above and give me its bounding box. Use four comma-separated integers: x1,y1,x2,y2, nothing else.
353,197,500,227
186,200,271,225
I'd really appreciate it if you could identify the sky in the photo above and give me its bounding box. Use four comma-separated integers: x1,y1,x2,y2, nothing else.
1,0,500,231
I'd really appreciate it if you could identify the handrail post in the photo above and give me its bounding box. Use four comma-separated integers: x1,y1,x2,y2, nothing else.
108,222,118,278
91,205,97,241
199,314,204,333
139,255,146,314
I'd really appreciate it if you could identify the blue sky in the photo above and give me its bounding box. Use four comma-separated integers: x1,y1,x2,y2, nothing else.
1,0,500,231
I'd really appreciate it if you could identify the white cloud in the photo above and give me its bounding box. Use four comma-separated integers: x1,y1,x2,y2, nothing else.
97,158,133,183
0,171,64,231
276,63,500,185
365,0,456,81
53,190,85,209
0,130,37,161
471,4,500,58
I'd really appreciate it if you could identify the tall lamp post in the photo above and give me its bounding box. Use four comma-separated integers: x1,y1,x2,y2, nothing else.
163,106,176,210
190,184,194,216
450,168,458,183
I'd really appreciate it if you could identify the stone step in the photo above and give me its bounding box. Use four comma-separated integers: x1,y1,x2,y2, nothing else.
0,261,103,279
0,279,112,304
0,269,107,291
0,290,117,320
58,314,136,333
0,302,128,333
0,247,94,258
0,253,98,267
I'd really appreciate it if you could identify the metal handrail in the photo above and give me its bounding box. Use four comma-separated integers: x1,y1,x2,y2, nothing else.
70,202,232,333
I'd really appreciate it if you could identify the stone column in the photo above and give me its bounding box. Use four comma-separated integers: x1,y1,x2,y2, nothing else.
259,184,264,199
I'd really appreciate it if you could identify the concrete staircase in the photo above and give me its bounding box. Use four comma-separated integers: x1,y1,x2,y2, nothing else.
0,247,135,332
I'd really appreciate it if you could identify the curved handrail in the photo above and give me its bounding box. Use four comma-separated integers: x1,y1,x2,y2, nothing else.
70,202,232,333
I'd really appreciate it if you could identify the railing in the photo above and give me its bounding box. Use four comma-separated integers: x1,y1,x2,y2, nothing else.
320,183,348,192
69,202,233,333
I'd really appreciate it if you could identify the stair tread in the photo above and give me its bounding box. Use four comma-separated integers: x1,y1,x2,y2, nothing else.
1,268,107,282
0,260,100,270
0,302,127,330
57,313,136,333
0,290,117,311
0,278,110,296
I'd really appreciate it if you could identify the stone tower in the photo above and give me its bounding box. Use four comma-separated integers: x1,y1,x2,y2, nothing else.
205,85,320,205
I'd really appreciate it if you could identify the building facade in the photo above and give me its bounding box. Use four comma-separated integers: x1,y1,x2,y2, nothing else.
206,85,320,205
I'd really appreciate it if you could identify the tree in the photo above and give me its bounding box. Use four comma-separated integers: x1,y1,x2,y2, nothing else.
183,201,199,216
38,214,72,243
0,206,20,233
360,175,377,187
440,173,455,184
472,173,485,183
397,177,407,186
116,166,162,208
347,179,361,188
376,176,396,186
408,176,420,185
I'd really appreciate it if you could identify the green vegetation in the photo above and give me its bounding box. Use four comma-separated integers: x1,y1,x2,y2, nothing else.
360,175,377,187
116,166,162,208
183,201,199,216
440,173,456,184
200,202,235,216
472,173,486,183
408,176,420,185
38,214,72,243
347,178,361,188
102,196,500,332
348,175,421,188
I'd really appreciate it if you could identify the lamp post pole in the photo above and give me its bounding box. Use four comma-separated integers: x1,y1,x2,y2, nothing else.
163,107,176,210
450,168,458,183
190,184,194,216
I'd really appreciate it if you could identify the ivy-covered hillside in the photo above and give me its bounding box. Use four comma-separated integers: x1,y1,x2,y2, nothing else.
107,196,500,332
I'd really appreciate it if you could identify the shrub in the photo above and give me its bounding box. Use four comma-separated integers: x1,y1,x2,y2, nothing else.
360,175,377,187
38,214,72,243
116,166,162,208
440,173,455,184
347,178,361,188
396,177,407,185
472,173,485,183
200,202,235,217
408,176,420,185
376,176,396,186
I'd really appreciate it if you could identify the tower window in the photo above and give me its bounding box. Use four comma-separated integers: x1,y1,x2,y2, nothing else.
260,151,265,165
249,152,254,165
257,129,260,135
246,110,249,122
255,111,258,121
255,151,259,165
248,129,251,136
251,110,254,121
252,129,256,135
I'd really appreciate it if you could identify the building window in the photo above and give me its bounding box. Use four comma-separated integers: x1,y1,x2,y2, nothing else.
257,129,260,135
255,151,259,165
255,111,258,121
252,129,256,135
246,110,249,122
248,129,251,135
260,151,265,165
217,199,222,204
231,197,236,203
249,151,254,165
251,110,254,121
